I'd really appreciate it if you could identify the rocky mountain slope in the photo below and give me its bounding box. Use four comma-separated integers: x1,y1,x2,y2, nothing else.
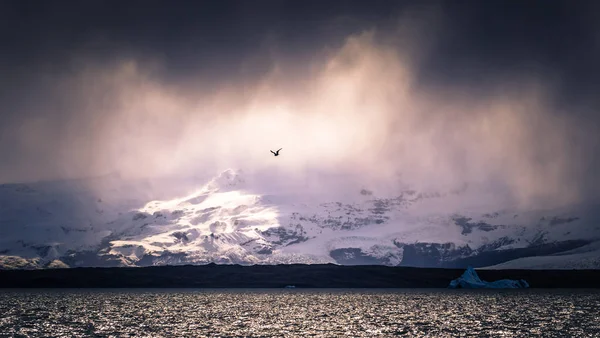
1,169,599,269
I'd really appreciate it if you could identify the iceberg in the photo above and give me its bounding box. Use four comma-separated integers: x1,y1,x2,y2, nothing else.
448,266,529,289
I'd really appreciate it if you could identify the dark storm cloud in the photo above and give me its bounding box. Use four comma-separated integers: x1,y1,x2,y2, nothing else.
2,0,597,103
0,0,402,82
414,0,600,108
0,0,599,207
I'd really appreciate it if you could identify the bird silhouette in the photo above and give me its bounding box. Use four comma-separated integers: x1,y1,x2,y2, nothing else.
270,148,282,156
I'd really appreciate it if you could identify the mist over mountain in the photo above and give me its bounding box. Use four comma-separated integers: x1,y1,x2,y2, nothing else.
1,1,599,269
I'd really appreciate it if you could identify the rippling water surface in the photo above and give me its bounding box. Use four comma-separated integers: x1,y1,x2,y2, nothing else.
1,289,599,337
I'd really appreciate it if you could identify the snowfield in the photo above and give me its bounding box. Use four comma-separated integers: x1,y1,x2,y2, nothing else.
1,169,599,269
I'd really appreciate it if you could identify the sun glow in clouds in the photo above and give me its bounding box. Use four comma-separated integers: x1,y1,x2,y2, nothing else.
4,24,598,210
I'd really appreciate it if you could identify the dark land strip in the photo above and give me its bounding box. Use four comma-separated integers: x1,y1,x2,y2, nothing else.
1,264,599,288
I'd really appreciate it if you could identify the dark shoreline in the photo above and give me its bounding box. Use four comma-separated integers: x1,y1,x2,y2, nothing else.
1,264,599,288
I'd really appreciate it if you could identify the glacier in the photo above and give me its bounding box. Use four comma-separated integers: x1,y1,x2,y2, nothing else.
1,169,600,269
449,266,529,289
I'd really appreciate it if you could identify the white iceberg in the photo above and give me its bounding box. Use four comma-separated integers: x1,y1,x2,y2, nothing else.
449,266,529,289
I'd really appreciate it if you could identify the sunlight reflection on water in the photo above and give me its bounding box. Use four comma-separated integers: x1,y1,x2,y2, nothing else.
1,289,598,337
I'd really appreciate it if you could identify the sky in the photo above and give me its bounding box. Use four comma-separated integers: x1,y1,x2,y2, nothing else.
0,0,599,208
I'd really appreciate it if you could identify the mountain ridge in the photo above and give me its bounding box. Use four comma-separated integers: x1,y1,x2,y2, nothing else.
1,169,599,270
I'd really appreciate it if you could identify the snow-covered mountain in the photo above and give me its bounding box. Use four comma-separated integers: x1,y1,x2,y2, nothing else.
1,169,599,269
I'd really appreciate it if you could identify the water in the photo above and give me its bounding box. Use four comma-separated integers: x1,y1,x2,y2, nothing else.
1,289,598,337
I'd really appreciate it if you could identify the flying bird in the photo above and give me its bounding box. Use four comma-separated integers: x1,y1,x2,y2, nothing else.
270,148,282,156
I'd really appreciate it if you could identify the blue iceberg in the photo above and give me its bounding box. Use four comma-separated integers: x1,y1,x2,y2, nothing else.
448,266,529,289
